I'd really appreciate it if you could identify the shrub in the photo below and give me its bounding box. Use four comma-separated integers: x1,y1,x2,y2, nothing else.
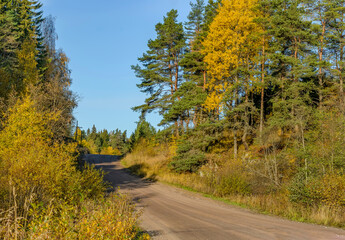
170,151,206,173
0,96,122,239
288,170,319,206
215,173,251,196
169,138,207,173
27,193,150,240
318,173,345,207
289,170,345,207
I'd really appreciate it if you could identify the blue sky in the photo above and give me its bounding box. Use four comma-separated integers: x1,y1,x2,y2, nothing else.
41,0,191,134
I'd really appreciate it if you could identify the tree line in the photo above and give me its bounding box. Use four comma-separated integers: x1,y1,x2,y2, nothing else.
80,121,158,155
0,1,146,239
0,0,76,139
131,0,345,209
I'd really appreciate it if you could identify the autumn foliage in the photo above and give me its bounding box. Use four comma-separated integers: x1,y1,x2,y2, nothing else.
129,0,345,227
0,1,146,239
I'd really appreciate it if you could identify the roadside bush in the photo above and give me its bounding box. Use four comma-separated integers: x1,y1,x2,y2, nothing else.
169,139,206,173
318,173,345,207
215,173,251,197
289,170,345,207
288,170,319,206
0,98,147,239
170,151,206,173
27,193,149,240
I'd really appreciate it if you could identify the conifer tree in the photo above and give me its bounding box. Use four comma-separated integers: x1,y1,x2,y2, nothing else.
132,10,186,135
0,2,18,98
305,0,333,108
323,0,345,105
249,0,315,159
181,0,206,89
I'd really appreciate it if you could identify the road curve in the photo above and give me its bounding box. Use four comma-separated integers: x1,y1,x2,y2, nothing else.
84,154,345,240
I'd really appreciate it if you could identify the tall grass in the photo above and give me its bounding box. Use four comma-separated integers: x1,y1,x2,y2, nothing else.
122,142,345,228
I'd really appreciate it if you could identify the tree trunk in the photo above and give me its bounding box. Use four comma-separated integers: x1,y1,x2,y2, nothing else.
175,121,179,138
260,39,265,138
318,19,326,108
233,129,238,159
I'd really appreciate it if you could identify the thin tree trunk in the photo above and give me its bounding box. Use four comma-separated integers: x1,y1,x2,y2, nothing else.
260,39,265,138
169,61,178,137
175,61,179,92
203,70,206,91
340,46,344,99
233,74,239,158
175,121,179,138
243,91,249,151
318,19,326,108
233,130,238,159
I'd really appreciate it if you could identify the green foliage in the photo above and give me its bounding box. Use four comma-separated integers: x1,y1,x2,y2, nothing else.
288,170,318,206
170,138,206,173
132,9,186,118
161,81,207,126
83,126,130,155
170,152,206,173
130,119,156,147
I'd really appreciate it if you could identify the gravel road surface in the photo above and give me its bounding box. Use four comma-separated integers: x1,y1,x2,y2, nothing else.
84,154,345,240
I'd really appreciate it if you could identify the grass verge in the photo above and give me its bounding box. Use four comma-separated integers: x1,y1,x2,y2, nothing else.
122,149,345,229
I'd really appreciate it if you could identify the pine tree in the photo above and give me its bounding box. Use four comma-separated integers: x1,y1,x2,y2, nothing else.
181,0,206,89
132,10,186,135
160,81,207,128
0,0,45,93
305,0,333,108
264,0,315,150
324,0,345,105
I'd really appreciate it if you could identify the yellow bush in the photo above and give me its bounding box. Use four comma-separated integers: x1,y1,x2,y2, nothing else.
318,173,345,207
100,146,122,155
27,193,150,240
0,96,80,204
0,95,108,239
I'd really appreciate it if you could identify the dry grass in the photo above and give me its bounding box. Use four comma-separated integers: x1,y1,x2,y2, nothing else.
27,193,150,240
122,143,345,229
0,191,150,240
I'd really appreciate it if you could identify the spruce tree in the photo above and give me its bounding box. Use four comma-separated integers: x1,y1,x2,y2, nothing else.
0,2,18,98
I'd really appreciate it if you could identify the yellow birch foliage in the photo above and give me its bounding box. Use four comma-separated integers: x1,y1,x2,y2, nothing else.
202,0,263,111
17,37,39,87
101,146,122,155
0,95,80,203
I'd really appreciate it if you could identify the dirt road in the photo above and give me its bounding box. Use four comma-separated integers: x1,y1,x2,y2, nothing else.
85,154,345,240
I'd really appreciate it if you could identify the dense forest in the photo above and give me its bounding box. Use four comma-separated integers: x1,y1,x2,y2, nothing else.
79,125,130,155
125,0,345,226
0,1,147,239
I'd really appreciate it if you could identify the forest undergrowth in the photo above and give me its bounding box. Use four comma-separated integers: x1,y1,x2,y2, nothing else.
125,0,345,230
0,95,149,240
122,138,345,228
